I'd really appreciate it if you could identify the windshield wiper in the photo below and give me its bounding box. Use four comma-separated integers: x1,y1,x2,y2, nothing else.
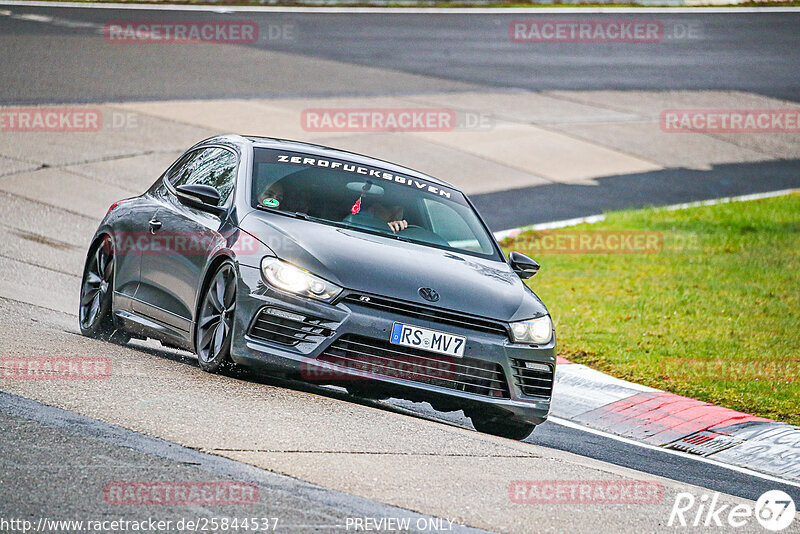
339,223,413,243
256,206,331,224
256,205,413,242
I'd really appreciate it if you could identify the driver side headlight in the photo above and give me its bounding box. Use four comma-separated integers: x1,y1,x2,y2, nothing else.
260,257,342,302
509,315,553,345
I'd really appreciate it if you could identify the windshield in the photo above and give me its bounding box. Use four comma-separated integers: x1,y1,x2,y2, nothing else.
251,148,500,259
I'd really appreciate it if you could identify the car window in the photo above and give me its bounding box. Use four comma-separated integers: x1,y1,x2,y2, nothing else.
422,198,481,248
251,148,500,260
169,147,237,205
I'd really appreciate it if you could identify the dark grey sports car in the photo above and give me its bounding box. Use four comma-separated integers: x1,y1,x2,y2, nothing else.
79,135,555,439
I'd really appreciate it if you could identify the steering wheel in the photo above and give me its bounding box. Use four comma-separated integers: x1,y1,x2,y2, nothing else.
397,225,449,246
392,223,423,234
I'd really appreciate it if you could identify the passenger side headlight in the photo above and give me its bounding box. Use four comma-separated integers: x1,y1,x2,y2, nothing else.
260,257,342,302
509,315,553,345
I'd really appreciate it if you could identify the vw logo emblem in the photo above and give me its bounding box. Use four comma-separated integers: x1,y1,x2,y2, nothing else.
419,287,439,302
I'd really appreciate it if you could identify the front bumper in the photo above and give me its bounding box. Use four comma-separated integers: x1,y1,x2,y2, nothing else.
230,265,555,425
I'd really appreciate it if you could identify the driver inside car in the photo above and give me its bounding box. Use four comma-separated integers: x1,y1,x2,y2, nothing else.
366,202,408,233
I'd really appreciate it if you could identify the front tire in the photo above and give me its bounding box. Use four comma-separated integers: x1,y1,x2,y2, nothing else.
79,235,128,343
470,413,536,441
195,261,237,373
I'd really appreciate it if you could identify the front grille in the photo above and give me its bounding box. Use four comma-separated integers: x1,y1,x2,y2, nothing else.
248,307,334,346
342,294,508,337
511,359,554,398
319,334,510,398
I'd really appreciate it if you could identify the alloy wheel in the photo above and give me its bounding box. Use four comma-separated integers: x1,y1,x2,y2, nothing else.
79,236,113,330
197,263,236,365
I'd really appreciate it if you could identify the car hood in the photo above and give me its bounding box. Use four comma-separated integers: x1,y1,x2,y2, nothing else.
239,211,547,322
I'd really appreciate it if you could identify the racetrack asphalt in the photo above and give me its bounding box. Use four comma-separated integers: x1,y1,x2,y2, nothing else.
2,4,800,229
1,4,799,532
1,7,799,103
1,297,797,534
4,297,782,533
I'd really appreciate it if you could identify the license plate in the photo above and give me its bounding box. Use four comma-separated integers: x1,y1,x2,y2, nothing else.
389,322,466,358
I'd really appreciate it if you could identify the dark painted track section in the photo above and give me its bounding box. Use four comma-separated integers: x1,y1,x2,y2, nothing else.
258,12,800,102
0,7,799,103
473,159,800,230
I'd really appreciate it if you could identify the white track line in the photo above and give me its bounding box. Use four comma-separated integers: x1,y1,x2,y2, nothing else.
494,188,800,238
494,214,607,240
660,187,800,211
549,416,800,489
0,1,799,13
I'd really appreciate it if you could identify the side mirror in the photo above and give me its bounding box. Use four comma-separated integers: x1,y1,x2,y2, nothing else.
175,184,224,215
509,251,539,279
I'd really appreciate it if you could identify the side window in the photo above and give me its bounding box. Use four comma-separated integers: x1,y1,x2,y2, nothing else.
169,147,237,205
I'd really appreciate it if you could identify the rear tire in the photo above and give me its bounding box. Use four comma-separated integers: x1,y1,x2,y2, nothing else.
470,413,536,441
78,235,129,343
195,261,237,373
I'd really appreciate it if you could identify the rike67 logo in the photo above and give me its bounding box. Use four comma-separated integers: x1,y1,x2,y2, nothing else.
669,490,796,531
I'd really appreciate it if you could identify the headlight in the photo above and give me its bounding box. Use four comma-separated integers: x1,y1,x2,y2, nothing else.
509,315,553,345
260,257,342,302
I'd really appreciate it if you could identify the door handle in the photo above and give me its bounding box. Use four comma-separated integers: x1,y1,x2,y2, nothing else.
149,218,162,234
